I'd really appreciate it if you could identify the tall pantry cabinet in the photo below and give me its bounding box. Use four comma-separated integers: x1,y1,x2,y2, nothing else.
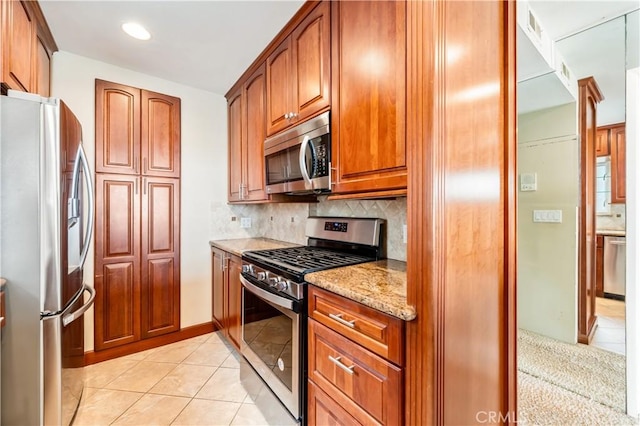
94,79,181,350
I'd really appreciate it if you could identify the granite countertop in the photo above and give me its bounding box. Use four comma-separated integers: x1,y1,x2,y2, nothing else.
209,238,300,257
597,229,626,237
305,260,416,321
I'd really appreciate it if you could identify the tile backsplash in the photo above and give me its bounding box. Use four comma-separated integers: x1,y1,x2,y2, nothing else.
596,203,626,231
209,197,407,261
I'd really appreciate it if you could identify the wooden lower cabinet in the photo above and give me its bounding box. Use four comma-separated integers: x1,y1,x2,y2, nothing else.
211,247,242,350
307,286,404,426
95,174,180,350
308,381,368,426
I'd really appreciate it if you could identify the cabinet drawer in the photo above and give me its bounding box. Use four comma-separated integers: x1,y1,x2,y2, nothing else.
308,380,378,426
308,286,404,365
309,319,402,425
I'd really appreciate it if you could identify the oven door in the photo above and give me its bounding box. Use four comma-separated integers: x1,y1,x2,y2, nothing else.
240,275,301,421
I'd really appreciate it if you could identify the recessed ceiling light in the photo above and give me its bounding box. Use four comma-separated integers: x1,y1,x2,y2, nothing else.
122,22,151,41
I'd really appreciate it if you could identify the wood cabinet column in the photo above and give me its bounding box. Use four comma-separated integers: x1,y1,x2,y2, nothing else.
405,1,517,424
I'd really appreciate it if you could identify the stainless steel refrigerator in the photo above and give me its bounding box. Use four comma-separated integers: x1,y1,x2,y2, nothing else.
0,91,95,425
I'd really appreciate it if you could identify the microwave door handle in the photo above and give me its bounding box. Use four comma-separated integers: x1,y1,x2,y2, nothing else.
298,135,312,187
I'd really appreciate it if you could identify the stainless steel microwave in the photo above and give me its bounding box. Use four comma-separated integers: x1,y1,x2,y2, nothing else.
264,111,331,195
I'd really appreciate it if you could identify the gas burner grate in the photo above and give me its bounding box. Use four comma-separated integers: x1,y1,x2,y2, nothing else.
243,246,373,273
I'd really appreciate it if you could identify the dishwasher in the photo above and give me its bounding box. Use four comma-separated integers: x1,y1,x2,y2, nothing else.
604,236,626,300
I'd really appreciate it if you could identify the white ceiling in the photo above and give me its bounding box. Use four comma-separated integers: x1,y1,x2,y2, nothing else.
525,0,639,125
40,0,639,113
39,0,305,96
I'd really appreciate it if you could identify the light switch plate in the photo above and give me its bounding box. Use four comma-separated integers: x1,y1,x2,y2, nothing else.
240,217,252,228
520,173,537,191
533,210,562,223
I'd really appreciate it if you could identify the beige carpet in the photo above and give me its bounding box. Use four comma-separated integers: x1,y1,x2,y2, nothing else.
519,329,638,425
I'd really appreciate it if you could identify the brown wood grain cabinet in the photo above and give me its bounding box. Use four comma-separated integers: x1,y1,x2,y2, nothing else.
95,81,181,351
141,177,181,339
610,124,626,204
596,128,610,157
266,1,330,136
1,0,56,96
227,65,269,202
330,0,407,196
307,286,404,426
210,247,242,350
596,123,626,203
94,174,142,350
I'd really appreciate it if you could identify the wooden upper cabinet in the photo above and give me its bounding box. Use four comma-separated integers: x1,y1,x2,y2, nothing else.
96,80,141,175
227,64,269,203
96,80,181,177
331,1,407,195
1,0,57,95
293,1,330,121
227,87,244,202
596,128,609,157
243,65,268,201
141,90,181,178
266,39,293,136
610,124,626,203
266,1,330,136
2,0,34,93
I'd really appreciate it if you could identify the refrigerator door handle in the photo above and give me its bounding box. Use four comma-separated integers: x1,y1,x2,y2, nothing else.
62,284,96,327
69,144,95,269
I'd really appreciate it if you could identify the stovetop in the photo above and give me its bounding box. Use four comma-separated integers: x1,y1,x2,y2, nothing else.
243,246,374,277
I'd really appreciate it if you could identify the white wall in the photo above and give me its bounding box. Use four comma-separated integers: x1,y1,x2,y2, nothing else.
51,51,226,351
517,102,579,343
626,67,639,418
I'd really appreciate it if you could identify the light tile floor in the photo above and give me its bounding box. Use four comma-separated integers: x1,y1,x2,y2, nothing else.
592,296,626,355
73,331,296,425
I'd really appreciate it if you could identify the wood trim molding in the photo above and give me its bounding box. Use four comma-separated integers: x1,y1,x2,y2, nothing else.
84,322,217,365
405,1,516,424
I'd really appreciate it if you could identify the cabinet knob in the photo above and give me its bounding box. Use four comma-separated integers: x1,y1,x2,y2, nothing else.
284,112,290,119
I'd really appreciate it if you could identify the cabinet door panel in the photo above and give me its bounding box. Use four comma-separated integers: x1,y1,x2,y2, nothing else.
141,177,180,338
211,249,225,330
2,0,34,92
596,128,609,157
95,80,141,175
94,263,141,350
332,1,407,194
308,381,368,426
293,1,330,122
309,320,402,425
228,89,243,201
94,174,141,350
266,39,293,136
611,125,626,203
141,90,181,177
244,65,268,201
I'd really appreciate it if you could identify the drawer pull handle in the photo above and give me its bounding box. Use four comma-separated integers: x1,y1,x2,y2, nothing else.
328,355,355,375
328,313,356,328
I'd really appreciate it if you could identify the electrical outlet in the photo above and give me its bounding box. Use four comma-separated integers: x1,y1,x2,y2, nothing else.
240,217,252,228
403,224,407,243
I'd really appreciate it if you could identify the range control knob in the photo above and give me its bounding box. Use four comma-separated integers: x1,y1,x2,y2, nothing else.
268,277,280,287
256,271,266,281
275,280,289,292
242,264,254,274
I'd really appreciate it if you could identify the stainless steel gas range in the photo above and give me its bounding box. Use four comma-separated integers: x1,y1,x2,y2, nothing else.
239,217,385,424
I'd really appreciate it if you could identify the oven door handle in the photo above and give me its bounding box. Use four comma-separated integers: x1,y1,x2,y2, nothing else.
240,275,294,311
